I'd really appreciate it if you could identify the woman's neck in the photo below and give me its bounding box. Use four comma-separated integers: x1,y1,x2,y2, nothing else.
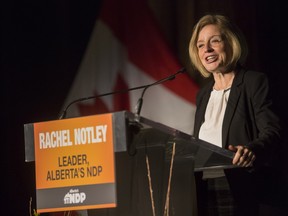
213,71,235,90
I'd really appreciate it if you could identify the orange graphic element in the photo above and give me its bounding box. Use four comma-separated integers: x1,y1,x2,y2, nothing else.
33,113,115,189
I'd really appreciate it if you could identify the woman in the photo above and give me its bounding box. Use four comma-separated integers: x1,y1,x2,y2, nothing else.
189,14,286,216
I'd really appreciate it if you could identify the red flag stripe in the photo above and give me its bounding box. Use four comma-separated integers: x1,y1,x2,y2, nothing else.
100,0,198,103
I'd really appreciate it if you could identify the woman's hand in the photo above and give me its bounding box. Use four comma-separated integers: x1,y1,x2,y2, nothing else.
228,145,256,167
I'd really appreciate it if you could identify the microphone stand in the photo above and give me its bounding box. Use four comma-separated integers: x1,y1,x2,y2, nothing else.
135,67,186,116
58,67,186,120
58,83,157,119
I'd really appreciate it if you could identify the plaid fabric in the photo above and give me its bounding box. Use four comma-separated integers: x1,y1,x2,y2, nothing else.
206,176,236,216
195,174,236,216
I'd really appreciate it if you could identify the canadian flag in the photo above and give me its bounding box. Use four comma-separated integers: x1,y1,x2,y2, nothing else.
61,0,198,134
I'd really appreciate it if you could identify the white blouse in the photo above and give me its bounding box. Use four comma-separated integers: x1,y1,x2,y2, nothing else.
199,88,231,147
199,88,231,178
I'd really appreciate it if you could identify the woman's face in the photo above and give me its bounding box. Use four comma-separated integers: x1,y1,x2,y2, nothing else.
197,24,226,73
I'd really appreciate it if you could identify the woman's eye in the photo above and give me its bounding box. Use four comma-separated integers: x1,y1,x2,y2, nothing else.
197,44,204,49
211,39,220,44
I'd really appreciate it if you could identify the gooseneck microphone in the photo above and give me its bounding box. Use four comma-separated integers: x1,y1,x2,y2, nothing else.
58,85,146,119
58,68,186,120
134,67,186,116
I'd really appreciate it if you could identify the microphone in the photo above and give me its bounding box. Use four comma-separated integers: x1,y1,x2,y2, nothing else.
58,67,186,119
135,67,186,116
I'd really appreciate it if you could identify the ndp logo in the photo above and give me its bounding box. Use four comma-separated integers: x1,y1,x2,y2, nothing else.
64,189,86,204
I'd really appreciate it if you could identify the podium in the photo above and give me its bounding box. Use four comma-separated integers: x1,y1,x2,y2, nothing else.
24,111,235,215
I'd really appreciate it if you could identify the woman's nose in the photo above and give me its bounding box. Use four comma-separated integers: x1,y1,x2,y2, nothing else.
204,43,214,52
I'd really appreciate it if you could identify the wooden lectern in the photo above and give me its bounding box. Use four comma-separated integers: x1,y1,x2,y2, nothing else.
24,111,235,215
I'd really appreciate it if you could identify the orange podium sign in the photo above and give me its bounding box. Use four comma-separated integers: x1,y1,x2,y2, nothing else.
31,113,116,213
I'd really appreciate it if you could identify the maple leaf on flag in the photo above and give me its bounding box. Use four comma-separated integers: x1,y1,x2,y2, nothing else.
78,73,130,115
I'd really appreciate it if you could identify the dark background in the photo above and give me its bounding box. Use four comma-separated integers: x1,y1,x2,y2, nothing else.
2,0,288,215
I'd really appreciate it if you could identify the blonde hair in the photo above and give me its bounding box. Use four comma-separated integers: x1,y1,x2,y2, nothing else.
189,14,248,77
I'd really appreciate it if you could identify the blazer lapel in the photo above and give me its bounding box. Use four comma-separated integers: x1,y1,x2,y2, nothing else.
194,82,213,138
222,69,245,147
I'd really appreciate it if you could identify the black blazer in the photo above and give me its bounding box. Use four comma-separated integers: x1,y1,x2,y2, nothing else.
193,68,286,206
193,67,281,168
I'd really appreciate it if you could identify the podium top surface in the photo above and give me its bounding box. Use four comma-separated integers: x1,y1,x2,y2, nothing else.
125,111,236,171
